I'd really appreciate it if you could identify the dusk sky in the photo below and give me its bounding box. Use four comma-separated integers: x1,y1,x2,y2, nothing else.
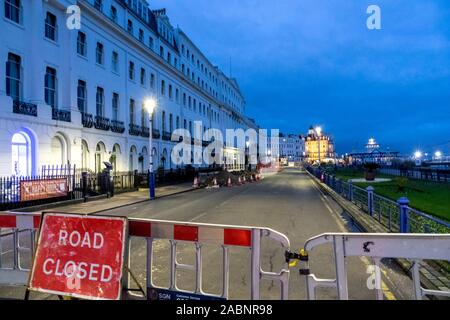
152,0,450,155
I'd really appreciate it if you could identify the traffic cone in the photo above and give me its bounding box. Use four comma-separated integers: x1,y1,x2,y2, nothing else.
213,177,219,188
243,176,246,184
227,177,232,187
238,176,242,185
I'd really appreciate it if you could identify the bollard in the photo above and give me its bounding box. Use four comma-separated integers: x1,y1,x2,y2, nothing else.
366,186,374,216
398,197,410,233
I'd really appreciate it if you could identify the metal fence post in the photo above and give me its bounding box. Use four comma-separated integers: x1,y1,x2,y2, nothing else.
367,186,374,216
398,197,410,233
348,180,353,201
81,172,88,201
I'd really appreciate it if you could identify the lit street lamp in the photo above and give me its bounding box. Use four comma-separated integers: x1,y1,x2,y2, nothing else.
145,97,157,200
315,126,322,165
414,151,422,159
435,151,442,160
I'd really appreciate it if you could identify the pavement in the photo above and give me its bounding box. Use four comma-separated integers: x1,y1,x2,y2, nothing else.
0,169,416,300
27,182,195,215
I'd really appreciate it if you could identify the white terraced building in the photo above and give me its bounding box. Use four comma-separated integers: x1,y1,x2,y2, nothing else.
0,0,257,177
279,134,305,164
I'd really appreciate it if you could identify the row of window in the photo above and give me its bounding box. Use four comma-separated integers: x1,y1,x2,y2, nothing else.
4,0,242,112
6,52,57,108
4,1,242,124
76,30,224,122
90,0,240,107
5,51,227,132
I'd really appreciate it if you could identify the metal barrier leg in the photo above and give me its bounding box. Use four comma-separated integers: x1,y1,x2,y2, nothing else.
412,260,423,300
372,257,383,300
146,238,153,293
122,239,132,290
170,240,177,290
251,229,261,300
195,243,203,294
221,246,229,299
333,236,348,300
13,230,19,270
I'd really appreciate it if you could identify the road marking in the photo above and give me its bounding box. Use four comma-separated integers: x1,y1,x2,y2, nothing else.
307,174,396,300
189,211,209,222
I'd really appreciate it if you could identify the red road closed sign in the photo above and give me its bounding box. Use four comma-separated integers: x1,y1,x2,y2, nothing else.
29,213,127,300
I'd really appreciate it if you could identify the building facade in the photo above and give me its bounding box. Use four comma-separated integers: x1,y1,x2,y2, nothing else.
279,134,305,164
305,126,335,163
0,0,256,176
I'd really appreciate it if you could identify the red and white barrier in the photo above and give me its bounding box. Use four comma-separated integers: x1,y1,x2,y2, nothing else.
129,219,252,247
0,213,41,229
1,212,290,300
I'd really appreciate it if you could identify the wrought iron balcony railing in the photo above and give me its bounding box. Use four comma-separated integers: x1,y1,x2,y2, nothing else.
162,131,172,141
13,100,37,117
94,115,110,131
81,112,93,128
129,124,141,136
111,120,125,133
52,107,71,122
152,129,161,139
141,126,150,138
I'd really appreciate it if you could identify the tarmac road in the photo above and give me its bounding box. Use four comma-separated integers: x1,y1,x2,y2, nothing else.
0,168,415,300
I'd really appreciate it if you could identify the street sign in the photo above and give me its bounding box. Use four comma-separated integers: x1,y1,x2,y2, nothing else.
28,213,127,300
148,288,226,301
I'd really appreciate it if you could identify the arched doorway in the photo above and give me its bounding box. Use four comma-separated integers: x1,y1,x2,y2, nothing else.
161,148,168,170
51,134,67,165
111,144,121,173
81,140,89,170
151,147,158,172
95,142,106,173
129,146,137,172
140,147,148,173
11,132,32,176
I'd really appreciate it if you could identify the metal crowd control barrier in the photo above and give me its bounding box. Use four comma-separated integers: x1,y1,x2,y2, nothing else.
0,212,291,300
125,219,291,300
0,212,40,286
302,233,450,300
2,212,450,300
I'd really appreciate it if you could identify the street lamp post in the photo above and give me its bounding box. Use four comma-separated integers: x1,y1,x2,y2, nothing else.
315,126,322,166
145,98,157,200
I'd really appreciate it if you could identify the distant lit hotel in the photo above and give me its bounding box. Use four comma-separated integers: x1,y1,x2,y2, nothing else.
305,126,335,164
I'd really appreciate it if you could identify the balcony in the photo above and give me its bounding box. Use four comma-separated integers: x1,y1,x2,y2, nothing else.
52,107,71,122
13,100,37,117
81,112,93,128
111,120,125,134
94,115,110,131
141,126,150,138
152,129,161,139
162,131,172,141
129,124,141,136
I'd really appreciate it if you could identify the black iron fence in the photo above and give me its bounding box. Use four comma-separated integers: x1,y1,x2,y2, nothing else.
0,170,139,211
305,166,450,234
0,166,224,211
378,166,450,183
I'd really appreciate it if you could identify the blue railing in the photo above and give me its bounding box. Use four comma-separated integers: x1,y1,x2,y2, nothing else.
305,166,450,234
